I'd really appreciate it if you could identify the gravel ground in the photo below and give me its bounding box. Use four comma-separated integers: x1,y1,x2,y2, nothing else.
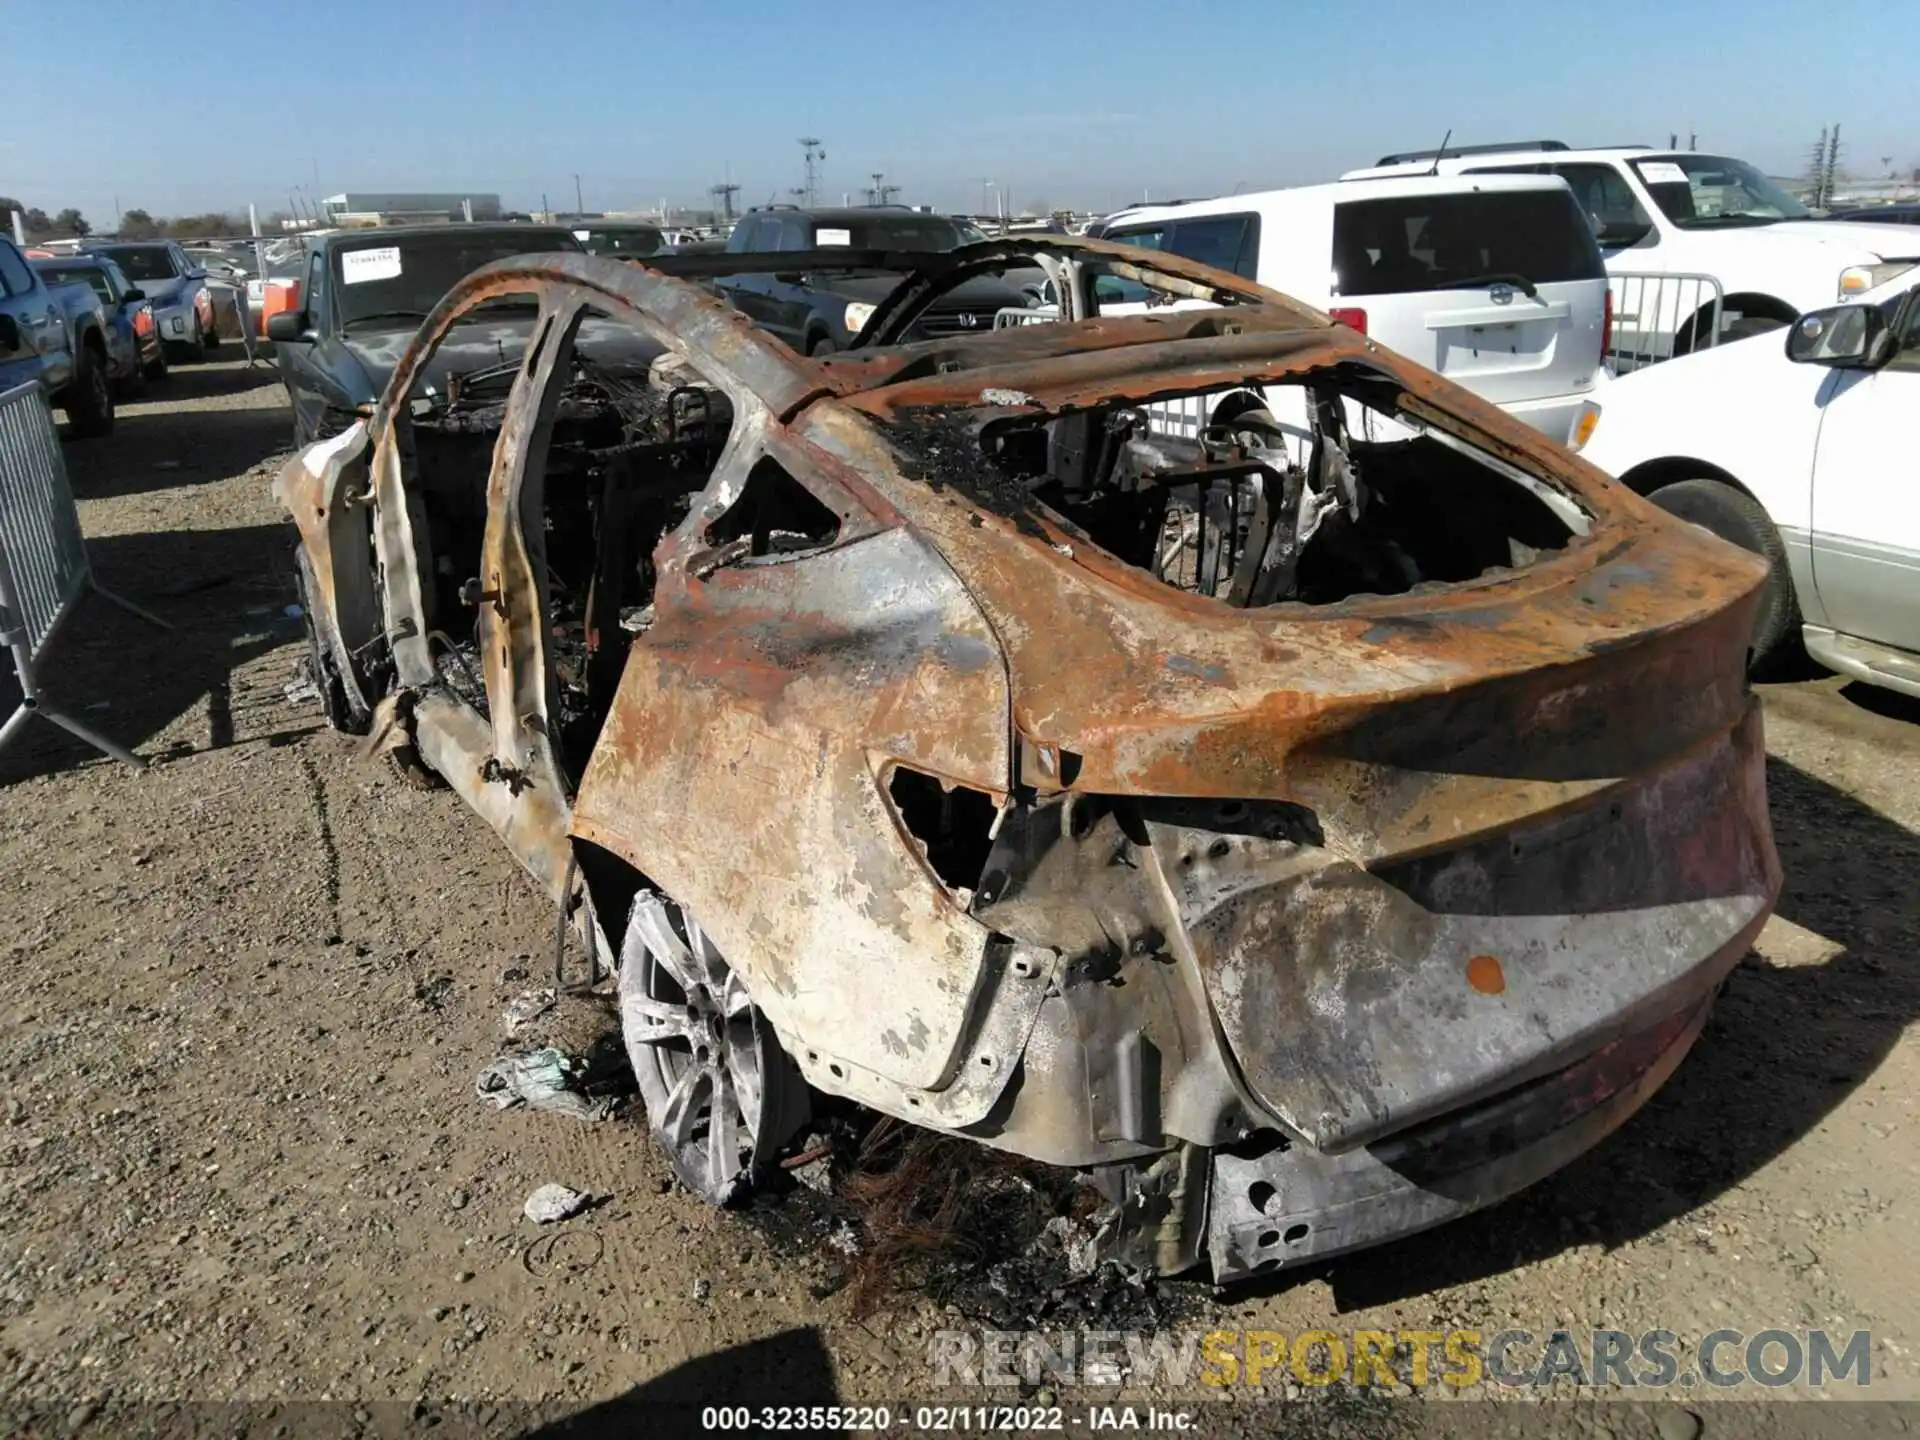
0,360,1914,1436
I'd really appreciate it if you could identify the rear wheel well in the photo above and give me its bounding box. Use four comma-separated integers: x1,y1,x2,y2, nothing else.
1614,455,1754,501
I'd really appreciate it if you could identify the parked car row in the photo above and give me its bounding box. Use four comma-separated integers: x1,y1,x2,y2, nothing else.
76,240,221,359
34,254,168,390
0,234,120,436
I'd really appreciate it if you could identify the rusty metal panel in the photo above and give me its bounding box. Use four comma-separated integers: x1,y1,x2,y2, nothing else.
1172,701,1778,1151
569,520,1015,1091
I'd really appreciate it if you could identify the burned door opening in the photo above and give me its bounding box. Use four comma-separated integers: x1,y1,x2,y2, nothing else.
401,307,735,781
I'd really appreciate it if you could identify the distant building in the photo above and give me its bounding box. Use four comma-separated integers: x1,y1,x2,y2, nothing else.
320,192,503,227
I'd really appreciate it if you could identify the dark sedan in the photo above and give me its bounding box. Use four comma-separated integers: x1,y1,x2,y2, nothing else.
33,256,167,390
1828,204,1920,226
268,224,663,445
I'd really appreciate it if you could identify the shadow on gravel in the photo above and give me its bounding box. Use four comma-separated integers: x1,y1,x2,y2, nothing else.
1267,754,1920,1313
61,365,291,499
520,1327,840,1435
1839,681,1920,728
0,522,314,784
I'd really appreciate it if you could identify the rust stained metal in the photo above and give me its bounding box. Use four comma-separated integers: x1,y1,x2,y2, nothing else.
281,241,1781,1277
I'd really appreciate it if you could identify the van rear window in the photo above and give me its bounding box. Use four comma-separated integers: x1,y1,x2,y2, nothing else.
1332,190,1602,297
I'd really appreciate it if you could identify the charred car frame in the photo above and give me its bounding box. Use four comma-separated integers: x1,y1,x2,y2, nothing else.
276,237,1779,1282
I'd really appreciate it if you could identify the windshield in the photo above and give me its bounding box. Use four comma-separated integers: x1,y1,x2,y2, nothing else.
43,267,115,305
332,231,581,327
104,246,179,282
576,226,665,257
812,215,977,250
1630,155,1811,228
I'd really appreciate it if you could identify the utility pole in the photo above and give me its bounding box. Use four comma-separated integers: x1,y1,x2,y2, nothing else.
710,180,740,222
868,172,900,205
542,192,550,223
1825,124,1842,208
798,138,825,206
573,174,585,217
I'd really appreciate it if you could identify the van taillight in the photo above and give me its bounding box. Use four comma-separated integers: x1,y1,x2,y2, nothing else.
1601,288,1613,361
1329,306,1368,335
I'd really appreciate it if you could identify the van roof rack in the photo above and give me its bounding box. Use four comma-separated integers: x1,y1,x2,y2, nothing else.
1376,139,1569,165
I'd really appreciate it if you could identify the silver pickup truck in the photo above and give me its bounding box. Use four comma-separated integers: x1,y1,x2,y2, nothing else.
0,234,115,437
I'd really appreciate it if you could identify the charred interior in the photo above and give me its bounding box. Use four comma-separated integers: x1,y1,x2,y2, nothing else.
401,319,733,779
890,371,1585,607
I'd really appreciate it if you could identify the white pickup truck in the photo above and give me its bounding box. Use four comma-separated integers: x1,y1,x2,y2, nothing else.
1345,142,1920,361
1579,275,1920,698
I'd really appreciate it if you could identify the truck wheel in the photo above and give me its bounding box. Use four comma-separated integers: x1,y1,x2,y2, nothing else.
1647,478,1798,668
201,311,220,355
807,334,839,356
143,346,169,382
63,346,116,439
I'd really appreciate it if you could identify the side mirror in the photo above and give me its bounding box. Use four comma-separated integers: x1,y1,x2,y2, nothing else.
0,314,18,350
122,287,146,303
266,310,311,344
1594,219,1653,248
1785,304,1892,368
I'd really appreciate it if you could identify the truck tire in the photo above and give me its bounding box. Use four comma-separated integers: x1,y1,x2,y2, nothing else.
202,312,221,354
1646,477,1797,668
63,343,116,439
143,346,169,382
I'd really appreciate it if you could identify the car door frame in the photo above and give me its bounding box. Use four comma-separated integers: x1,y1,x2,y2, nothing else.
1807,286,1920,657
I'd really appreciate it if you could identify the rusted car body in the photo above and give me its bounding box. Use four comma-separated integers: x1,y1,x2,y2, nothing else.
276,237,1778,1281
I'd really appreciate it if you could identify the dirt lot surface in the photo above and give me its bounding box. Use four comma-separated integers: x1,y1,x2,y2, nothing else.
1,361,1915,1436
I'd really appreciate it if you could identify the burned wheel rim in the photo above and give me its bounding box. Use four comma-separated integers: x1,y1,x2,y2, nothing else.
618,891,794,1205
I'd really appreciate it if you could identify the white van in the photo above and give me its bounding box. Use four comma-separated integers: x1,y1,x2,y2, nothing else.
1090,174,1611,446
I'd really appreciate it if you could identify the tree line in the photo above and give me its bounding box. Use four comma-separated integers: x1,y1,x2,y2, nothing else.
1,199,259,242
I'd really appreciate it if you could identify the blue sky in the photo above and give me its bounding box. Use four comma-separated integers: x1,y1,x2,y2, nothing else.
6,0,1917,225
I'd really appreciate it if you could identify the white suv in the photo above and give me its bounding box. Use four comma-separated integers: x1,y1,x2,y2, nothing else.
1344,142,1920,358
1091,173,1610,445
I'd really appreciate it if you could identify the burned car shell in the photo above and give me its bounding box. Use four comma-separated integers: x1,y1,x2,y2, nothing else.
277,239,1778,1280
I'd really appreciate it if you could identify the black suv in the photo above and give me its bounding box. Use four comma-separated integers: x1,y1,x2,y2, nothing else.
714,206,1031,353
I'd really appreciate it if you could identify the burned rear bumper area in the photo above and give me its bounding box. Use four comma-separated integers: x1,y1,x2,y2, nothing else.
968,696,1775,1280
1206,988,1719,1281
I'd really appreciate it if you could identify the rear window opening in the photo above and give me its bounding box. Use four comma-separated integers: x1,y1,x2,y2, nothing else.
886,374,1587,610
1332,189,1604,297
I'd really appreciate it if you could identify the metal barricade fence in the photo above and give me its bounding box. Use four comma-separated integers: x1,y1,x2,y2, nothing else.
207,282,259,365
0,381,169,771
993,305,1059,328
1607,271,1725,376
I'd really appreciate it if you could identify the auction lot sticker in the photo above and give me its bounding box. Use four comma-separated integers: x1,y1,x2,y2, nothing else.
341,246,403,284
